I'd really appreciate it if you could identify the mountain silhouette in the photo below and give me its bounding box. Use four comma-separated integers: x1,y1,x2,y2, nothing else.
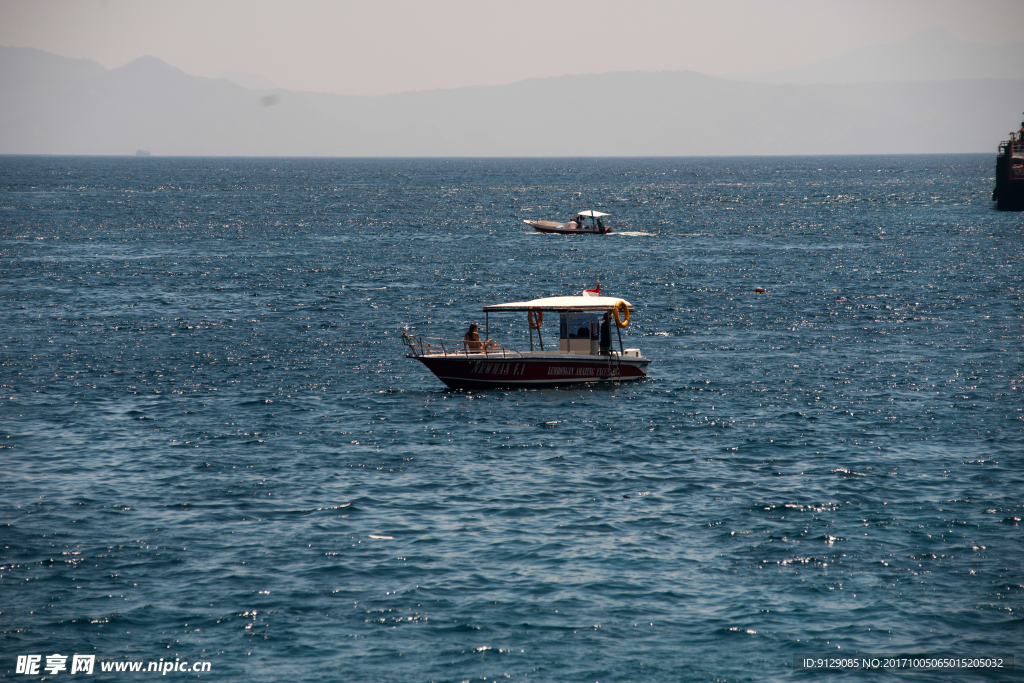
1,43,1021,155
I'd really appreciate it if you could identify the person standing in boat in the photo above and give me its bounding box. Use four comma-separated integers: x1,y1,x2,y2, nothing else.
464,323,496,352
600,312,612,355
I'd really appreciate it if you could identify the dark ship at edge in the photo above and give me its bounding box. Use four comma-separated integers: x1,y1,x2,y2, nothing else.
993,113,1024,211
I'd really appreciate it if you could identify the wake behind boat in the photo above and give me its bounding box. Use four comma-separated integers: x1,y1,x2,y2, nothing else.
402,289,649,390
525,210,612,235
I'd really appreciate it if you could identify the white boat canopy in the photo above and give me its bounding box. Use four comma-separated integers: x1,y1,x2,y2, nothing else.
575,210,609,217
484,295,633,312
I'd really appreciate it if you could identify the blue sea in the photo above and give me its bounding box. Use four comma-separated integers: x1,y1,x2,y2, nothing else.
1,155,1022,682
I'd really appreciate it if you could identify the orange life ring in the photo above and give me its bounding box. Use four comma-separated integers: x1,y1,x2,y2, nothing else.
613,301,629,327
528,308,543,329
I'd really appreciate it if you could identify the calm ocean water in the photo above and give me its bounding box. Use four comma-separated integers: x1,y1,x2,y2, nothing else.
1,155,1022,682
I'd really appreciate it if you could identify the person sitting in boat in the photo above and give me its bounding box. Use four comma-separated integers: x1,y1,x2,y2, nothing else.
463,323,497,353
567,218,579,230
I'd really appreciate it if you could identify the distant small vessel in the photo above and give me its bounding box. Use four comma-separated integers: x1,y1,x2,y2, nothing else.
525,210,612,234
993,113,1024,211
135,149,151,156
402,292,649,389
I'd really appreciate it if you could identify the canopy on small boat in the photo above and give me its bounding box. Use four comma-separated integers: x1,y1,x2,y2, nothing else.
484,295,633,312
575,210,609,217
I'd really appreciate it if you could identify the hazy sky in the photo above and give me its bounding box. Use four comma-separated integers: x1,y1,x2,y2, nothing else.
2,0,1022,96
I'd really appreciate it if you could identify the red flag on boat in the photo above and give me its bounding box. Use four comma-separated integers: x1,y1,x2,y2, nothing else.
582,281,600,297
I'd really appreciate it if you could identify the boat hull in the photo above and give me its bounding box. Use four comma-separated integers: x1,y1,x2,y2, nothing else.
526,220,611,235
995,151,1024,211
411,353,648,390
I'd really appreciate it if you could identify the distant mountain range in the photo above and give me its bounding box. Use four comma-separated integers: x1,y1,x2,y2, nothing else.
1,30,1022,156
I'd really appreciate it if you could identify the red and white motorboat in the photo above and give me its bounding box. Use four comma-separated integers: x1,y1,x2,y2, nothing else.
402,293,650,390
524,210,612,235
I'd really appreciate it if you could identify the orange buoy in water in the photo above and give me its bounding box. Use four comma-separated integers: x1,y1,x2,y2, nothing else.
755,286,765,293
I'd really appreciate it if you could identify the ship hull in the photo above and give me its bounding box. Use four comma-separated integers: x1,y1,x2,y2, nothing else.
995,151,1024,211
412,353,648,390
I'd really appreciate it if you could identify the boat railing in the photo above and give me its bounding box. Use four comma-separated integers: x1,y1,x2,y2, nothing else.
401,333,524,359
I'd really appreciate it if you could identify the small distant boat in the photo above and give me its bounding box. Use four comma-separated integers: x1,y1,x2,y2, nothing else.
402,291,649,390
525,210,612,235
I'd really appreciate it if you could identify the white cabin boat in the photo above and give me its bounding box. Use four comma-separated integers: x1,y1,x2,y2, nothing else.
525,210,612,235
403,294,650,389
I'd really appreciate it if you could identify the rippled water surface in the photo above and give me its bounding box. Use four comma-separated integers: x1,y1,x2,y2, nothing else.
1,156,1022,682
